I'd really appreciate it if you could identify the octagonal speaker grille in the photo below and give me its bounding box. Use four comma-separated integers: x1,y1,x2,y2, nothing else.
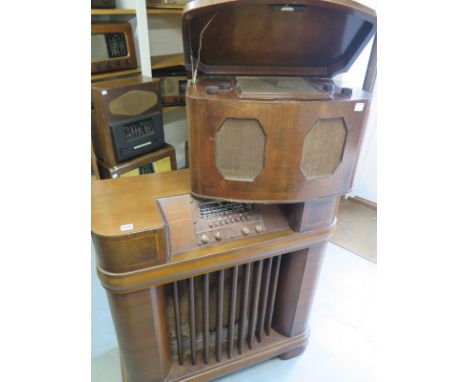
301,118,347,179
215,118,266,181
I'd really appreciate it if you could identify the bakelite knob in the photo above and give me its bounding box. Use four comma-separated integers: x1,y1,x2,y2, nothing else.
201,235,209,244
241,227,250,235
255,225,263,233
215,232,222,241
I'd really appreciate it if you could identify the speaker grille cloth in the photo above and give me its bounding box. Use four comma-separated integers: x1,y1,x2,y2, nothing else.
301,118,347,178
215,119,265,181
109,90,158,116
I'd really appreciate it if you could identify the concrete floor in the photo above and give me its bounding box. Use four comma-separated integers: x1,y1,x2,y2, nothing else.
92,242,376,382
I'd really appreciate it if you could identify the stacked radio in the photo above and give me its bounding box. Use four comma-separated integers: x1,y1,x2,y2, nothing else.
91,1,376,381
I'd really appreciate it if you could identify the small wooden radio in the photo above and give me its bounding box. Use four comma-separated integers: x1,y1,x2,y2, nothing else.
153,67,188,107
183,0,376,203
92,22,137,74
91,76,166,167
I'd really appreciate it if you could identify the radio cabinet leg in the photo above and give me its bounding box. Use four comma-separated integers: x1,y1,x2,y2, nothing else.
107,287,171,382
273,243,326,339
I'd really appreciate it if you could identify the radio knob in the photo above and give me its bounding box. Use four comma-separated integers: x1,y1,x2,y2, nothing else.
215,232,222,241
241,227,250,235
235,216,240,222
230,217,234,223
224,218,229,224
255,225,263,233
201,235,209,244
208,220,213,228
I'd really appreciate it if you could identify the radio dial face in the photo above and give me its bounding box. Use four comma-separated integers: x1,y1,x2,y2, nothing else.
191,199,266,246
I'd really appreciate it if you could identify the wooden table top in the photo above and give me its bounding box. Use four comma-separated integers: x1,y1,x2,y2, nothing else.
91,169,191,237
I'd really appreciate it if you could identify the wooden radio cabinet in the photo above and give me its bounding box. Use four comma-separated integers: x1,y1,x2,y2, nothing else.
92,170,339,382
92,1,376,381
184,0,376,202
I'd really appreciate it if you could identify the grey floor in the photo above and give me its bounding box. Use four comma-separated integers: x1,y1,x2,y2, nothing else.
92,242,376,382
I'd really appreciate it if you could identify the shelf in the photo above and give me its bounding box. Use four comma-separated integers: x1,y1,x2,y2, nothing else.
151,54,185,70
147,8,183,15
91,68,142,82
162,105,185,112
91,9,136,16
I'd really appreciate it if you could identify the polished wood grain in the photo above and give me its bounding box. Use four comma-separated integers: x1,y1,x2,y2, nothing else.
107,286,171,382
97,144,177,179
182,0,376,77
92,170,339,382
92,22,137,74
187,77,372,203
91,76,163,168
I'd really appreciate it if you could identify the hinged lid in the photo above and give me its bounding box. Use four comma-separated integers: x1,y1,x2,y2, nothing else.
182,0,376,77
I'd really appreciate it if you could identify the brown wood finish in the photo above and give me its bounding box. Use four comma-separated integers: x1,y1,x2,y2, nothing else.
92,170,340,381
91,76,164,169
97,144,177,179
187,77,372,203
182,0,376,77
92,22,137,74
92,1,377,380
273,244,327,338
106,286,171,382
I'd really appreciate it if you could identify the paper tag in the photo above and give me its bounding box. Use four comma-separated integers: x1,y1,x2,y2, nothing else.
354,102,365,112
120,224,134,231
101,90,108,96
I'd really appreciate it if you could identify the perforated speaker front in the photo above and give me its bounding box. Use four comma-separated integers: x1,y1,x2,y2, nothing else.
109,90,158,116
300,118,347,179
215,118,266,181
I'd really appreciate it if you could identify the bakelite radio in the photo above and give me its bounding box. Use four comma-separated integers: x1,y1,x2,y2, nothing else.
91,22,137,74
91,1,376,382
91,76,165,166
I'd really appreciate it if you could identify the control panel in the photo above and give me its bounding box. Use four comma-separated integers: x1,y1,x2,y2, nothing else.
191,199,265,246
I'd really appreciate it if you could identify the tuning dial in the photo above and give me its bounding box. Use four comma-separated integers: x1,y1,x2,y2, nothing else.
201,235,209,244
215,232,222,241
241,227,250,235
255,225,263,233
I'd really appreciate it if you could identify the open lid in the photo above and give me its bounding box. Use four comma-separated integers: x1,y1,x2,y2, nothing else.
182,0,376,77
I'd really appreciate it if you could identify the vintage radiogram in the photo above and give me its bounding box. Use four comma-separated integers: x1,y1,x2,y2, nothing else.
184,0,376,203
91,22,137,74
92,1,376,381
91,76,166,167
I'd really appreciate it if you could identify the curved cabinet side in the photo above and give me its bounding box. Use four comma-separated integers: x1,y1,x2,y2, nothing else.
107,286,171,382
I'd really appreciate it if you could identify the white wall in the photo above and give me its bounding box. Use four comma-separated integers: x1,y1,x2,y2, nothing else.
335,0,377,204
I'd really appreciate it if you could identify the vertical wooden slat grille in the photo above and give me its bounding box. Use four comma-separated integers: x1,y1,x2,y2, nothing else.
203,274,210,364
172,282,183,365
238,262,251,355
216,270,225,362
188,278,197,365
228,266,238,358
165,256,282,365
257,257,273,342
266,255,282,335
